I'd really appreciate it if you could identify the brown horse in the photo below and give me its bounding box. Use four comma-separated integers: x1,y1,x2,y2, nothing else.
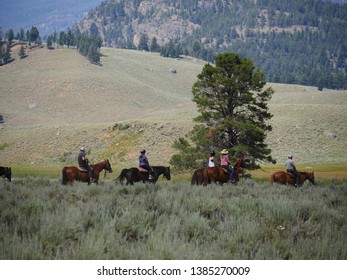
269,171,315,187
62,159,113,185
191,158,245,186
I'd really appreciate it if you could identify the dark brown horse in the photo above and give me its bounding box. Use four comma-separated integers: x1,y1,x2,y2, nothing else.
191,158,245,186
116,166,171,185
0,166,11,182
269,171,315,187
62,159,113,185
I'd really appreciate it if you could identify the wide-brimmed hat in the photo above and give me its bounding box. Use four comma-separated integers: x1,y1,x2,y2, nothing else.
221,149,229,155
288,154,293,158
80,147,85,151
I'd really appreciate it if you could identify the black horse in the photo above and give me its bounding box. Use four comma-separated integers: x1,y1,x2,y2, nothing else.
0,166,12,182
116,166,171,185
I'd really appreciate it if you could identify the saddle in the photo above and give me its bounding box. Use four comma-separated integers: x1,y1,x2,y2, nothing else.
78,166,92,172
138,167,148,173
220,167,229,174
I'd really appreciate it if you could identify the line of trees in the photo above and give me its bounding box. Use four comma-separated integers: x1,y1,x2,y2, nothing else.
84,0,347,90
0,26,40,65
46,29,102,64
0,25,102,65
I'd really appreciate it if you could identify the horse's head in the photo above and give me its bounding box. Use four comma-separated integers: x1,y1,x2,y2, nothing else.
308,171,315,185
234,158,245,169
163,166,171,180
104,159,113,173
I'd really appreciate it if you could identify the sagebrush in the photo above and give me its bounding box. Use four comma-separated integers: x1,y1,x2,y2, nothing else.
0,178,346,259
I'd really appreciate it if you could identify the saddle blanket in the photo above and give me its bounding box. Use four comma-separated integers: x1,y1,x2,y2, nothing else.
138,167,149,173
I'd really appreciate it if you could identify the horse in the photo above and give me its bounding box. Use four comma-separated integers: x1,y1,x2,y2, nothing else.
62,159,113,185
191,158,245,186
0,166,11,182
269,171,315,187
191,168,206,185
116,166,171,185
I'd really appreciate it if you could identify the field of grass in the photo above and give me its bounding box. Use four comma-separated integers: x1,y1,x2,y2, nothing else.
1,46,346,177
0,177,346,260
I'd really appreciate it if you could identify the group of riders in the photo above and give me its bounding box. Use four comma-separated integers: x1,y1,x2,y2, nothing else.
1,146,301,185
77,146,300,185
78,146,240,183
78,147,154,183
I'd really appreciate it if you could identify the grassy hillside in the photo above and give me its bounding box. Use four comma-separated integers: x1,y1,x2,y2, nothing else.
0,47,346,174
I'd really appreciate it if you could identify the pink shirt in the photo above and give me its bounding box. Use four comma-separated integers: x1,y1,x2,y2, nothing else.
220,155,230,166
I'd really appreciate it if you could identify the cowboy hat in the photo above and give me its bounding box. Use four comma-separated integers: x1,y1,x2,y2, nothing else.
221,149,229,154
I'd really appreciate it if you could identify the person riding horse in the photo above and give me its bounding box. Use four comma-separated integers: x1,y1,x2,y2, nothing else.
139,149,154,180
78,147,95,183
208,150,217,167
220,149,235,182
285,154,300,187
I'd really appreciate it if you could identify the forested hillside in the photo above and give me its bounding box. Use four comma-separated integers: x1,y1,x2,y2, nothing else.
74,0,347,89
0,0,103,37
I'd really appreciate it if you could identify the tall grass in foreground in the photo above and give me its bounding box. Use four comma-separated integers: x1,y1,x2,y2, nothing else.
0,178,346,259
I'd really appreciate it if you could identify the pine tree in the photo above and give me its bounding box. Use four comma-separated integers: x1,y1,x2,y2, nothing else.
170,52,276,170
2,44,12,64
18,45,26,59
138,33,149,51
150,37,160,52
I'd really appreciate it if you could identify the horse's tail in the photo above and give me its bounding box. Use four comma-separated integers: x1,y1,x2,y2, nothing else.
203,168,210,185
269,173,276,185
115,168,128,183
62,167,68,185
191,170,197,185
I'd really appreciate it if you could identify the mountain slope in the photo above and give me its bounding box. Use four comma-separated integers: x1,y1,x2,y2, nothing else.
74,0,347,90
0,0,103,37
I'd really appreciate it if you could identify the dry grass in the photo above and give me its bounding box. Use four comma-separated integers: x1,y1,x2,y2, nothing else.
0,47,346,174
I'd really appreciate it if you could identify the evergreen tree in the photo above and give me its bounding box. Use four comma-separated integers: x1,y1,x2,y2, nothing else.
170,53,276,170
6,29,14,46
19,28,25,42
29,26,39,43
150,36,160,52
59,31,66,46
46,35,53,49
138,33,149,51
18,45,26,59
2,44,12,64
65,29,75,48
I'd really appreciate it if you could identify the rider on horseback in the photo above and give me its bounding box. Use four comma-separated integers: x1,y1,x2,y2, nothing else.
220,149,235,182
139,149,154,180
208,150,217,167
78,147,95,183
285,154,300,187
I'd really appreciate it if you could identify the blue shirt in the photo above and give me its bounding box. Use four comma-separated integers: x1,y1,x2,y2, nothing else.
139,154,149,166
78,152,88,167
